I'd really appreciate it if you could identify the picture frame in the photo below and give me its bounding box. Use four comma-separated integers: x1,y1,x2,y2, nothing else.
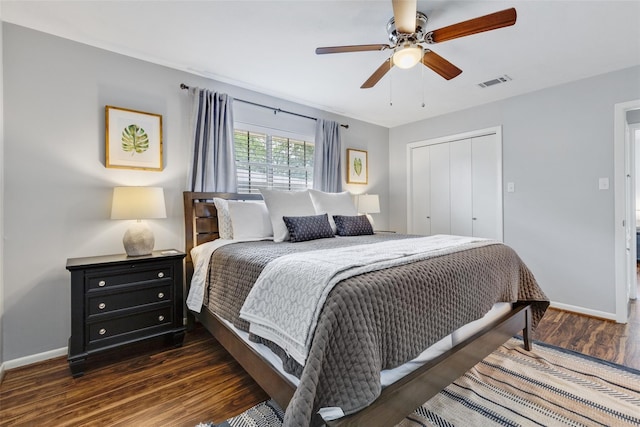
346,148,368,184
105,105,163,171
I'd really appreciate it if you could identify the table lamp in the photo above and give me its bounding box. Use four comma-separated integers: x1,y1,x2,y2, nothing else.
111,186,166,256
357,194,380,227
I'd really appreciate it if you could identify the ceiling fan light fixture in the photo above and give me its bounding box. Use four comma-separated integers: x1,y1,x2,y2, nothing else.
393,44,422,69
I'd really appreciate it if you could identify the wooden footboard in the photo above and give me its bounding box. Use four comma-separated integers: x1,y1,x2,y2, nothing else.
183,191,533,426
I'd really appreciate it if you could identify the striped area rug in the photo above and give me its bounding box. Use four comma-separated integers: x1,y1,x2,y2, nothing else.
198,338,640,427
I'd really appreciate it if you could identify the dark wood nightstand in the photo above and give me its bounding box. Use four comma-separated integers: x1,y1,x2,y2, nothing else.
66,250,186,377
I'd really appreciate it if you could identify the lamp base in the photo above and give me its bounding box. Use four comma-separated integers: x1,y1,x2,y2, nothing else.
123,221,155,256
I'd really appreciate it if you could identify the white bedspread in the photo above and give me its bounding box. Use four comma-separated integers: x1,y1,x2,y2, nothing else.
239,235,495,365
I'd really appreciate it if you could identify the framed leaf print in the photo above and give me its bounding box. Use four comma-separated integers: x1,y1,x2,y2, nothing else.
347,148,368,184
105,106,163,171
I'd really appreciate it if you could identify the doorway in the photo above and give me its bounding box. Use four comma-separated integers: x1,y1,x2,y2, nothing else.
614,100,640,323
632,122,640,301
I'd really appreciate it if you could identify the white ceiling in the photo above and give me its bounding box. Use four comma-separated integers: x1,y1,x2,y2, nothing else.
3,0,640,128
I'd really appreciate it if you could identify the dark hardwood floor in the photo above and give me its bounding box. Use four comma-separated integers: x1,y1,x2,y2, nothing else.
1,299,638,426
535,299,640,370
0,328,268,426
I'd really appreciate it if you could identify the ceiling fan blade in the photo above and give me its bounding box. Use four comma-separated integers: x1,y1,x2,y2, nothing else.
422,50,462,80
316,44,389,55
361,58,394,89
392,0,417,34
426,8,517,44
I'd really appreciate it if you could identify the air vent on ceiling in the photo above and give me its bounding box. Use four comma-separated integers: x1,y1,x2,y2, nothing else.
478,75,512,88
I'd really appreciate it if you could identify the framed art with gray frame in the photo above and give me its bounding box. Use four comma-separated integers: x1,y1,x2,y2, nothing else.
105,105,163,171
347,148,368,184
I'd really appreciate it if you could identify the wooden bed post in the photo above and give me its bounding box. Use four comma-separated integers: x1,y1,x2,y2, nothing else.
522,304,533,351
183,192,197,330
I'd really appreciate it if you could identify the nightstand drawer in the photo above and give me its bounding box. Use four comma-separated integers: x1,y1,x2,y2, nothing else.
86,265,172,290
87,284,172,316
87,307,173,344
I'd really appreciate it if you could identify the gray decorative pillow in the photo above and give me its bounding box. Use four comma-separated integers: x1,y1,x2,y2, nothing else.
333,215,374,236
282,214,335,243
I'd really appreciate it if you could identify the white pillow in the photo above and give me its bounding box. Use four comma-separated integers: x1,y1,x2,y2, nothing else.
213,198,233,239
260,189,316,242
308,190,358,233
227,201,273,240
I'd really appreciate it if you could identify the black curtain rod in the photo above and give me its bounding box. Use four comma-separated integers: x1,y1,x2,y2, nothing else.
180,83,348,129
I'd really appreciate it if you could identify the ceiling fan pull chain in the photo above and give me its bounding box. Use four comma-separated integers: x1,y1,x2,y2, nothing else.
421,58,425,107
389,63,393,106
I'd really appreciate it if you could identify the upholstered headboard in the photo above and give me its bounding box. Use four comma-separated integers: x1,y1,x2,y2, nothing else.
183,192,262,282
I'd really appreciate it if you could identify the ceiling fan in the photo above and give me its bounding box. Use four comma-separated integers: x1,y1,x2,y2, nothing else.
315,0,517,89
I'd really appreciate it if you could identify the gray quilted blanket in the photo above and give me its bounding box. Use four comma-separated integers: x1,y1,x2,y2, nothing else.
204,234,549,427
240,235,497,367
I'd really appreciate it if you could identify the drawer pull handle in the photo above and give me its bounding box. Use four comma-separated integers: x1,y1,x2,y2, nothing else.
98,302,106,310
98,280,106,287
99,328,107,335
158,315,165,322
158,292,164,299
157,272,164,278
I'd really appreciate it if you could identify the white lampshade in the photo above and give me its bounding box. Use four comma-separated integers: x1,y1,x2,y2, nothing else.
393,44,423,69
357,194,380,214
111,187,166,256
111,186,167,220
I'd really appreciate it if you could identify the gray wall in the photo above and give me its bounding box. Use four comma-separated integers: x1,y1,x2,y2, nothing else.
2,23,388,362
0,6,5,372
390,66,640,316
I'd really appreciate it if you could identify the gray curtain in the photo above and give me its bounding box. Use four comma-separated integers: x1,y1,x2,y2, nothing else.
313,119,342,192
187,87,237,192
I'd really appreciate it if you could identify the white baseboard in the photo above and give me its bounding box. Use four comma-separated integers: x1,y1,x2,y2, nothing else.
550,301,619,323
3,347,67,371
0,362,5,383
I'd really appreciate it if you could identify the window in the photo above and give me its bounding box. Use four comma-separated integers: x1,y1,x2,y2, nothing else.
234,128,314,194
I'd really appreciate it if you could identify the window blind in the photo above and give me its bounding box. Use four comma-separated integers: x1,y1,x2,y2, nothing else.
234,129,314,194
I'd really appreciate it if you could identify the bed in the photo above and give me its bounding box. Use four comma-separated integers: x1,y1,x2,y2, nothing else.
183,191,549,427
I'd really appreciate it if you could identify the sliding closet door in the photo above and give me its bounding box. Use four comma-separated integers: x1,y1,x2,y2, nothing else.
410,145,431,235
407,126,503,240
471,134,501,240
429,143,451,235
450,140,472,236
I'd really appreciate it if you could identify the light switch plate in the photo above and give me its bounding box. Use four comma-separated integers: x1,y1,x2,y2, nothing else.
599,177,609,190
507,182,515,193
